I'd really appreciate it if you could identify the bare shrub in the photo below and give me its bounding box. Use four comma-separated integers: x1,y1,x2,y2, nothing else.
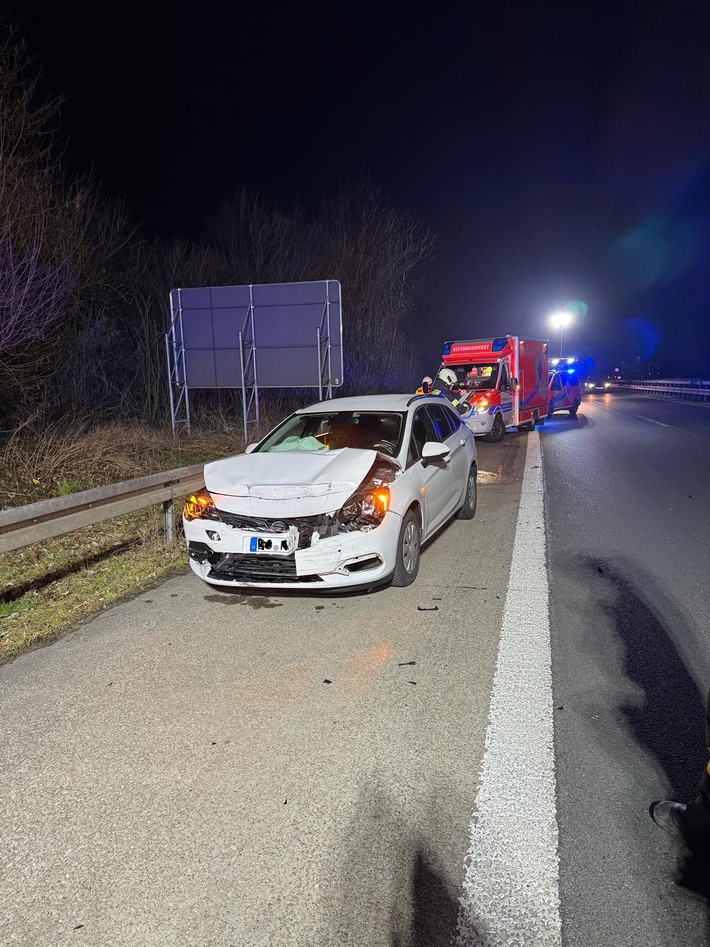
202,180,434,397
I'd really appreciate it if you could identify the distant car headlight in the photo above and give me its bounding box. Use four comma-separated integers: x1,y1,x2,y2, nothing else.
475,399,490,414
604,382,611,388
184,488,222,521
585,382,593,389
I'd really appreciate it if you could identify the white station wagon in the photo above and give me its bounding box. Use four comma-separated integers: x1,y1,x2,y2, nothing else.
183,393,478,591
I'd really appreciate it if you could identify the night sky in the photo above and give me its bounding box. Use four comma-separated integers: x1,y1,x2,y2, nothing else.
6,0,710,376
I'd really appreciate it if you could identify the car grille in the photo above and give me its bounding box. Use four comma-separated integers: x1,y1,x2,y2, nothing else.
215,510,332,549
208,553,321,583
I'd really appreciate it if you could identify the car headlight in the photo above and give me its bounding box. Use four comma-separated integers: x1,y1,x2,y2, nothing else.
604,382,611,388
335,486,390,527
184,488,222,521
334,455,399,530
475,399,490,414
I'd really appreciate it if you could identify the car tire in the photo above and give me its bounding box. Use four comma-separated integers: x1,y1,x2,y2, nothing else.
519,417,536,432
456,466,478,520
569,398,580,416
483,413,505,443
391,509,421,587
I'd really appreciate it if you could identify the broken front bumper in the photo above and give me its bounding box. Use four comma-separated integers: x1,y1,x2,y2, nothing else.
183,510,402,590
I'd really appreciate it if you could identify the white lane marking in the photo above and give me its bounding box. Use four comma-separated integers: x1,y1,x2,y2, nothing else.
456,431,561,947
636,415,670,427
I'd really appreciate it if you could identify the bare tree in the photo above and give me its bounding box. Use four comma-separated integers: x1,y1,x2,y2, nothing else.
203,181,434,395
0,239,75,350
0,28,77,354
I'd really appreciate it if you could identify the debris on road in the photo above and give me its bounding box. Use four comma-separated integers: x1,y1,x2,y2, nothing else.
417,605,439,612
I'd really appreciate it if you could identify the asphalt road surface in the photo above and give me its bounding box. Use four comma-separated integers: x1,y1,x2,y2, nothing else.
1,438,527,947
2,395,710,947
544,390,710,947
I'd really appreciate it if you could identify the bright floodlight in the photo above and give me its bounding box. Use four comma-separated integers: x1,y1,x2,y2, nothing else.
549,310,572,329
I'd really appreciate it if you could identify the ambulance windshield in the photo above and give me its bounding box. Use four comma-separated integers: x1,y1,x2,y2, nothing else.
452,363,499,391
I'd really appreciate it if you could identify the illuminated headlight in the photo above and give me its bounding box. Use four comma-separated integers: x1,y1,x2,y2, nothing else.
475,399,490,414
604,382,611,388
184,488,221,522
335,486,390,527
585,383,593,389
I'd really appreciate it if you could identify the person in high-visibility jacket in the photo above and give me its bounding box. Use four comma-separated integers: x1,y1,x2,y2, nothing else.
432,368,469,415
415,376,433,395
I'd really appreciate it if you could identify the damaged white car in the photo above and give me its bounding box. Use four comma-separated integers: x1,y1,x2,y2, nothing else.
183,394,478,591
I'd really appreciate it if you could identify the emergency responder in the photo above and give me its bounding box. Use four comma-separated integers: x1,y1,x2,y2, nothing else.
433,368,469,414
416,376,433,395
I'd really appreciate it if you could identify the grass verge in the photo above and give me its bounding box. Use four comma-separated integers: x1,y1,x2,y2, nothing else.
0,419,253,665
0,507,188,664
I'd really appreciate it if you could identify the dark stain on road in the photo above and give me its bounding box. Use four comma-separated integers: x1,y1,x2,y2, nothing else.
203,594,282,610
582,555,710,925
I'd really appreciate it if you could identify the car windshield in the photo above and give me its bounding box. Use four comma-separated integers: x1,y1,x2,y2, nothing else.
256,411,407,457
446,363,499,391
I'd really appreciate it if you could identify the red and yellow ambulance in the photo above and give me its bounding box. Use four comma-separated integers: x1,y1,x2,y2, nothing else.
437,336,550,442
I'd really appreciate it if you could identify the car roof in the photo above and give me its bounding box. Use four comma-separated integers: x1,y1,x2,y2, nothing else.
297,393,435,414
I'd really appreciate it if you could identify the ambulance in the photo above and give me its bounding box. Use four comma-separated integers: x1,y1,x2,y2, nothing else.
437,336,550,442
547,358,583,416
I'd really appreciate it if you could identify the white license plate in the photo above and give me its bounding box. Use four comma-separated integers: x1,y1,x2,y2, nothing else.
243,532,295,555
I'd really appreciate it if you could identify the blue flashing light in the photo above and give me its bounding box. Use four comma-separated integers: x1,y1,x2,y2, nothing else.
491,337,509,352
567,369,576,375
442,341,452,355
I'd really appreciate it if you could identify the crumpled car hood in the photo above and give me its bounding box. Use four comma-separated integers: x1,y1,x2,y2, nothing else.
204,448,384,517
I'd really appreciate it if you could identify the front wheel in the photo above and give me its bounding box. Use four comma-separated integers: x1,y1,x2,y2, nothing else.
482,413,505,443
569,398,580,416
456,466,478,520
391,509,421,587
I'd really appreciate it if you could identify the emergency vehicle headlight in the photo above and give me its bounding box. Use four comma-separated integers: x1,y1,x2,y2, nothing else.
475,399,490,414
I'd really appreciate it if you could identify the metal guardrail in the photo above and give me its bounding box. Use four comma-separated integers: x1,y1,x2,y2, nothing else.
2,377,707,559
0,463,206,556
612,379,710,401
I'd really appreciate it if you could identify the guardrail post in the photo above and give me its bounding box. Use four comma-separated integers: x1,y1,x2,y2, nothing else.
163,499,175,543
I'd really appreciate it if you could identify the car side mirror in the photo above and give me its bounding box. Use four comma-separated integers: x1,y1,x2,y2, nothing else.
511,377,519,391
245,443,258,454
422,442,450,465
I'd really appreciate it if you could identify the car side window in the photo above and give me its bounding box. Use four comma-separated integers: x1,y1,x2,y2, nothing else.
500,363,511,389
552,374,562,391
407,408,432,467
426,403,458,441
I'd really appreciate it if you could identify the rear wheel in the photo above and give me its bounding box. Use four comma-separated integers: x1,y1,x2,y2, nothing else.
483,413,505,443
569,398,580,416
456,466,478,519
519,416,536,433
391,509,421,587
